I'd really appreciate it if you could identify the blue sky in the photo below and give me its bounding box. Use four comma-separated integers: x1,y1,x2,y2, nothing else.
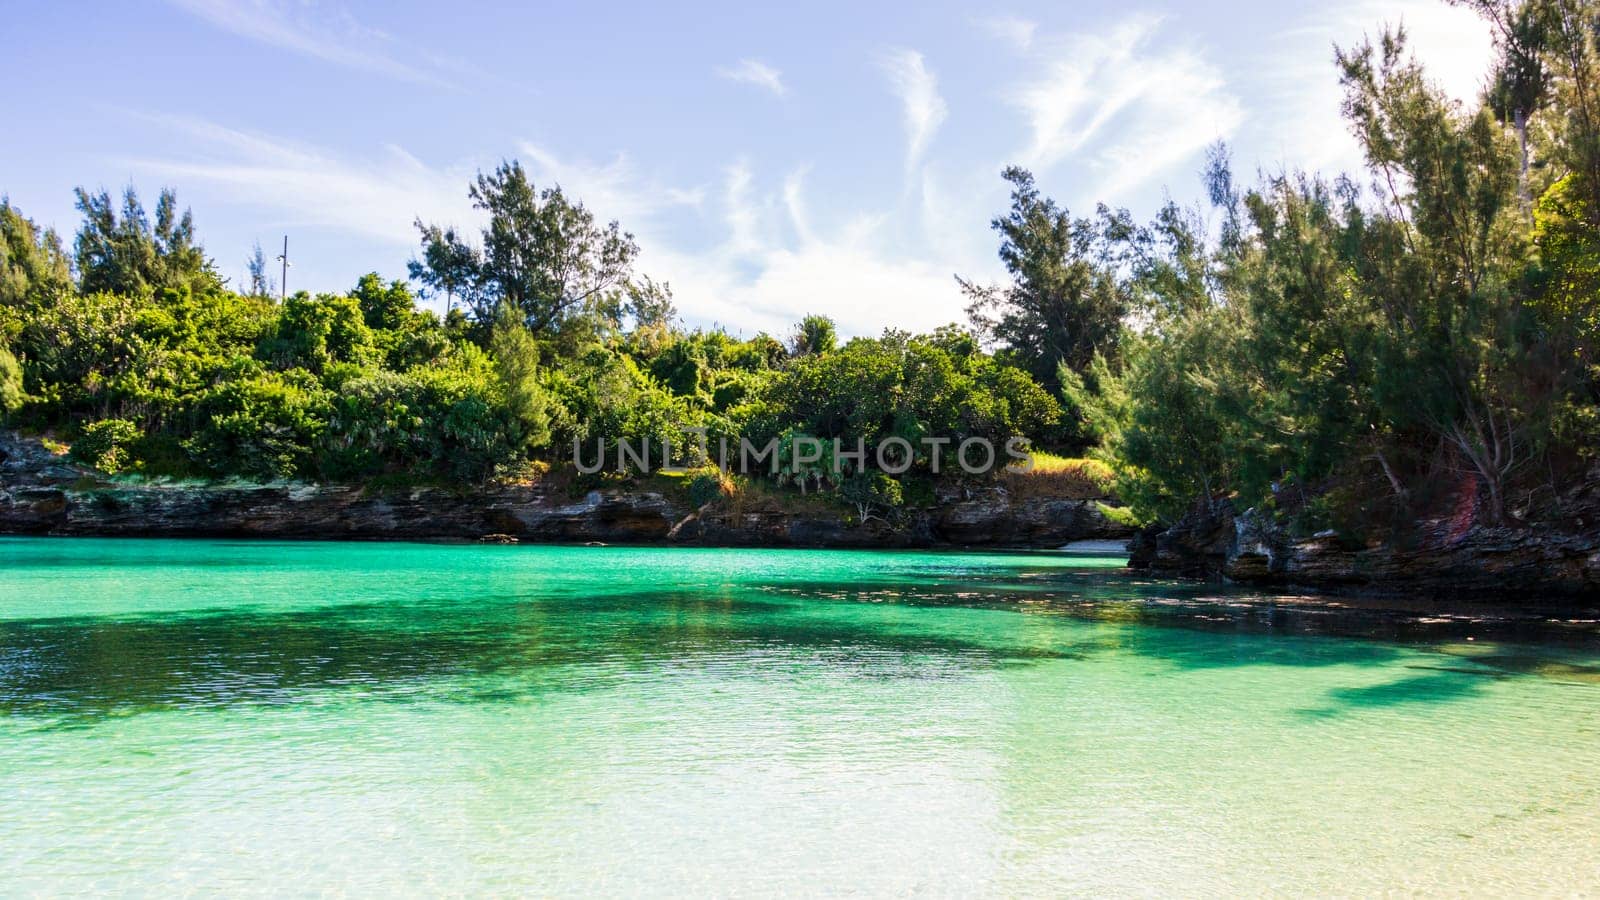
2,0,1493,336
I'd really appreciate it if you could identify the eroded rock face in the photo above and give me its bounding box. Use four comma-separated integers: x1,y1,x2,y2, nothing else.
0,432,1130,550
1127,499,1236,577
934,491,1117,545
1130,494,1600,598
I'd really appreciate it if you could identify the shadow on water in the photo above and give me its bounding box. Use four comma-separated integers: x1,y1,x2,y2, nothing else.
3,562,1597,727
0,588,1091,724
765,570,1600,643
1294,672,1496,720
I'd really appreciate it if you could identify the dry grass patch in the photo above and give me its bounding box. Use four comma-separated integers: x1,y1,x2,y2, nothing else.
1002,452,1117,500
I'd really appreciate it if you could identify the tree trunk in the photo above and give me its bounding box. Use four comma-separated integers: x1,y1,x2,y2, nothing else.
1515,108,1531,211
1373,447,1408,501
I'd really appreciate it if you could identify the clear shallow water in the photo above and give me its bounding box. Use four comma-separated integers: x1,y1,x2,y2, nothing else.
2,537,1598,896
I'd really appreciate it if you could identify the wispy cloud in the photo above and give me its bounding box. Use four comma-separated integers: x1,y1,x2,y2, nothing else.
118,114,712,247
716,59,786,96
119,114,480,247
980,15,1037,51
648,181,961,337
644,159,974,337
513,142,705,226
478,153,970,337
113,115,976,334
1007,16,1243,198
168,0,458,86
880,49,948,174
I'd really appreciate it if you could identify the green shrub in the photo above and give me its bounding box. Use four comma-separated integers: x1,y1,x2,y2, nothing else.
0,344,23,415
841,470,903,521
686,466,736,507
70,418,142,472
749,330,1060,493
257,293,375,373
1095,502,1144,528
183,370,332,480
321,359,524,482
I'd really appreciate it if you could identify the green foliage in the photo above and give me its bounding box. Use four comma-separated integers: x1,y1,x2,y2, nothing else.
70,417,142,472
258,293,376,373
728,333,786,371
0,343,25,416
351,272,416,332
686,466,736,507
1532,174,1600,366
183,369,332,480
6,160,1068,506
72,187,219,297
490,316,553,454
17,290,148,414
625,276,677,330
1062,17,1598,531
407,223,481,316
1095,502,1144,528
545,342,705,469
789,314,838,357
322,357,520,482
650,338,709,398
413,160,639,336
750,329,1059,478
0,167,1081,512
710,368,761,412
1,198,72,311
841,470,903,521
959,167,1129,395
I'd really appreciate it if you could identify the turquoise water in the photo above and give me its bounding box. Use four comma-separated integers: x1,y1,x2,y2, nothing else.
2,537,1598,895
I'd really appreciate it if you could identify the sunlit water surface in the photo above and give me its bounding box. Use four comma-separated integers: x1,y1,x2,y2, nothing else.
2,537,1598,895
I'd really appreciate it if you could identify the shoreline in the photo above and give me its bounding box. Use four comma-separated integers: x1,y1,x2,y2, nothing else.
0,431,1133,552
6,432,1597,604
1128,499,1600,602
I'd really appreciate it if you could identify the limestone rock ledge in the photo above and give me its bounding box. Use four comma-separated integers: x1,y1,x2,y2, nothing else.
1129,498,1600,598
0,433,1129,549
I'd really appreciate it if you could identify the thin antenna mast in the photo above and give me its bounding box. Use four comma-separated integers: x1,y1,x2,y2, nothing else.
275,236,290,301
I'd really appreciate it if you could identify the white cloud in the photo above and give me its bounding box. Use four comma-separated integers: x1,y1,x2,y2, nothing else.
783,167,815,246
719,160,765,256
657,242,961,339
116,116,969,334
1006,16,1243,199
1311,0,1492,104
880,49,949,174
716,59,787,96
168,0,459,86
87,1,1503,339
659,161,972,337
1249,1,1495,179
497,156,974,337
980,15,1037,51
513,142,705,226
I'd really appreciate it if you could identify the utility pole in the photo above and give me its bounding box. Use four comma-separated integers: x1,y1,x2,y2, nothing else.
275,235,290,302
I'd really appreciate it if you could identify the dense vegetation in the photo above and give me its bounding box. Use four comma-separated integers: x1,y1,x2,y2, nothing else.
0,166,1063,521
3,0,1596,540
969,0,1600,539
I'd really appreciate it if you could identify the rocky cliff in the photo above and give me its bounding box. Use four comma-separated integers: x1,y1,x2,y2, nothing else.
0,433,1130,549
1128,494,1600,598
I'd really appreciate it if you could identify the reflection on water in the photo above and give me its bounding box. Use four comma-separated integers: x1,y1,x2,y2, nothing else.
2,537,1599,894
